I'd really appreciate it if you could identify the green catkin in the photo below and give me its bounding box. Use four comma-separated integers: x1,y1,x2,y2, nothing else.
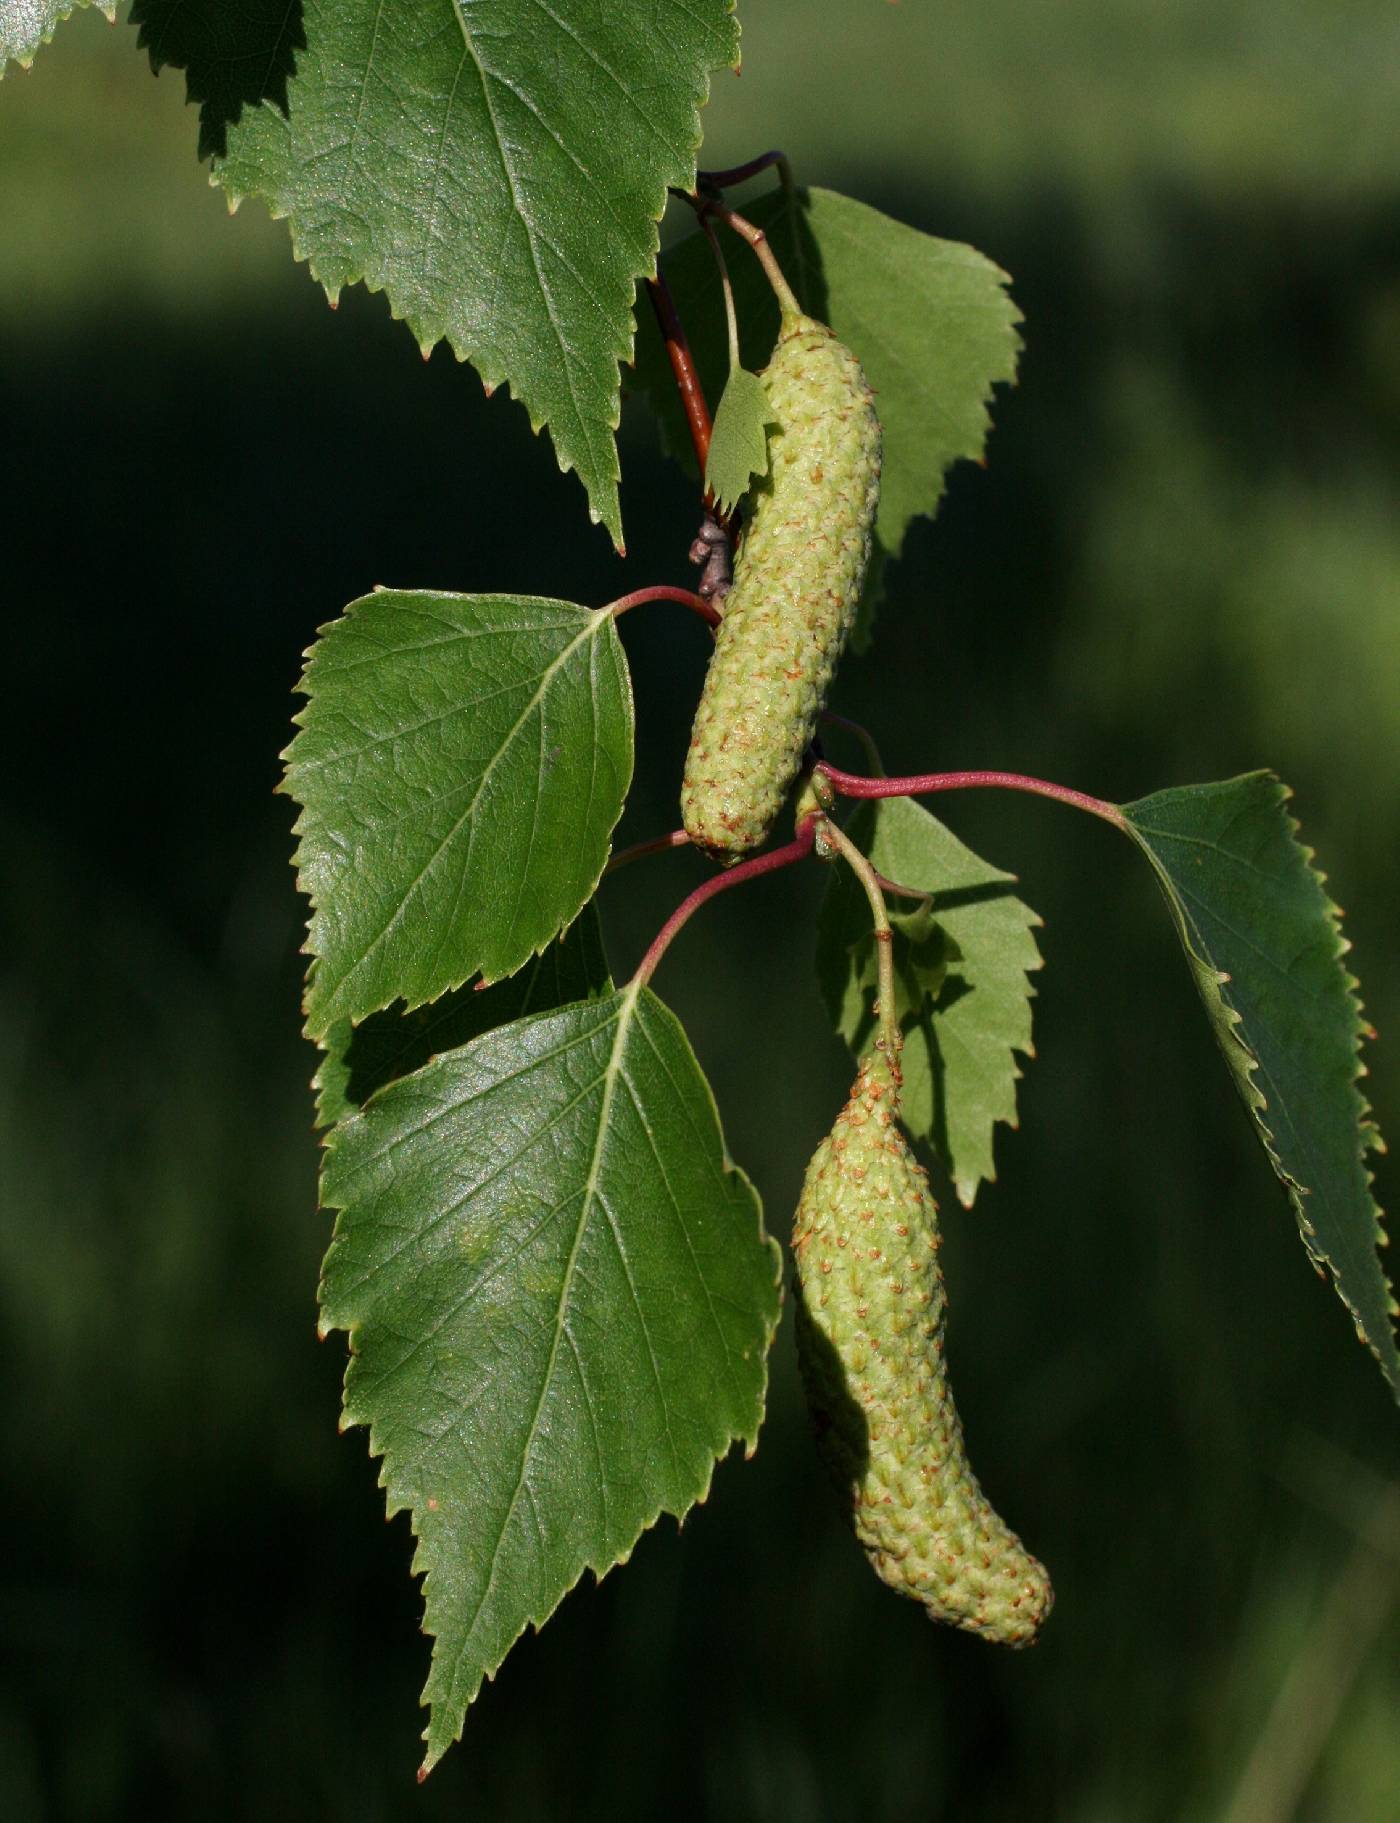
682,313,881,860
793,1045,1053,1646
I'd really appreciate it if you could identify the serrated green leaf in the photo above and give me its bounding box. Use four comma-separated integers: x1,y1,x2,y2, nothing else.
284,589,633,1039
704,365,775,518
314,902,611,1127
319,982,781,1771
816,795,1041,1206
638,185,1020,638
170,0,742,548
1121,773,1398,1397
1,0,112,73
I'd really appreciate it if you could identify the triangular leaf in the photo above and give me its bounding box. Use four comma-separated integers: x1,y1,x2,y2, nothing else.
154,0,742,548
704,365,776,518
314,902,612,1127
319,983,781,1771
284,589,633,1037
1121,773,1398,1397
816,795,1042,1206
2,0,112,73
637,185,1020,636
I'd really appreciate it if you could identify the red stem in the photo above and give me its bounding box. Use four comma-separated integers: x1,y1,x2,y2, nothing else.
607,585,721,629
632,820,817,988
869,867,931,903
817,763,1125,828
696,150,791,192
604,829,691,876
819,708,883,772
646,269,712,473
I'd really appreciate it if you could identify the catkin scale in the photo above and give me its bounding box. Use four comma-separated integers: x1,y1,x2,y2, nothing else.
682,314,881,859
793,1048,1053,1646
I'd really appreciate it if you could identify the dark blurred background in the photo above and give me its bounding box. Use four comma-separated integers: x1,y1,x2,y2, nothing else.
2,5,1398,1819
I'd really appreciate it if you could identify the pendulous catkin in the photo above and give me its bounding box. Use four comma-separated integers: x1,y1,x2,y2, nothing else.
682,313,881,860
793,1044,1053,1646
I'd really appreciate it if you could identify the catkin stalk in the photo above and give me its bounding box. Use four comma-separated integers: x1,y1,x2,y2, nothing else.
682,314,881,859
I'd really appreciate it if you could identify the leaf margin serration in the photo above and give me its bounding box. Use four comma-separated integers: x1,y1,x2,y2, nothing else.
1,0,114,75
315,981,782,1774
1121,769,1397,1397
815,789,1044,1207
280,586,634,1039
187,0,743,549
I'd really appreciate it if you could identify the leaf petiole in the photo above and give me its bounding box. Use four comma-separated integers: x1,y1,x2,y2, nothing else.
696,149,794,195
700,213,742,375
818,762,1125,828
867,866,933,907
705,203,802,318
631,819,818,987
604,829,692,876
606,585,721,629
819,709,885,776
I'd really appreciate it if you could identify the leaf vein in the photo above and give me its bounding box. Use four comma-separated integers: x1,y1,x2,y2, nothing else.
314,619,598,1009
444,983,639,1680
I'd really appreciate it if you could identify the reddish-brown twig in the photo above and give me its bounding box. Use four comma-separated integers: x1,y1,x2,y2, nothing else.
696,150,792,193
604,829,691,876
817,762,1124,827
605,585,720,629
632,819,818,987
819,709,884,773
646,267,712,474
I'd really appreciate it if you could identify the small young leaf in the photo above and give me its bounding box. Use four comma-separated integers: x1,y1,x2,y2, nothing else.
637,185,1020,639
314,903,612,1127
704,366,776,519
285,590,633,1038
1,0,112,73
816,795,1042,1206
319,984,781,1772
1121,773,1398,1397
172,0,743,548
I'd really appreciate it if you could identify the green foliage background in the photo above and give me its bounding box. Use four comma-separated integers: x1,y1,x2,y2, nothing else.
3,4,1398,1817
